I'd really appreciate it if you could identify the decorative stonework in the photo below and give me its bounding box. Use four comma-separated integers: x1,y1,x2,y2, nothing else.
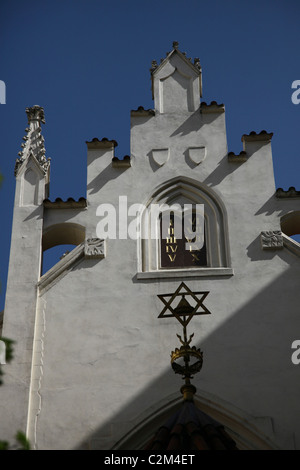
188,146,206,165
84,238,105,258
151,148,169,167
150,41,201,75
15,105,50,176
261,231,283,250
150,42,202,103
26,105,45,124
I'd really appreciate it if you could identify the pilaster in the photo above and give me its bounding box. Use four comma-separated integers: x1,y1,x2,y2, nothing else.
0,106,49,442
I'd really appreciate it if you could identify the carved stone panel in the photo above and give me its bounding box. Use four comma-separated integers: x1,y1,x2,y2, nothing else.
188,147,206,165
261,231,283,250
84,238,105,258
151,148,169,167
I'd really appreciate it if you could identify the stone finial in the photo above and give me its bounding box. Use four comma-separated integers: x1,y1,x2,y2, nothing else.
15,105,50,176
173,41,179,49
150,60,158,74
194,58,201,70
25,105,45,124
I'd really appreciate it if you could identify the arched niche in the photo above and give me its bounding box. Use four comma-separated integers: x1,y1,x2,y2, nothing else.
280,211,300,237
160,68,194,113
138,177,231,277
22,168,39,206
41,223,86,275
111,392,279,451
42,223,86,252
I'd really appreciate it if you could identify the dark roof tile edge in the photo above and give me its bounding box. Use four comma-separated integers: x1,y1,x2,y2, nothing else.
241,130,273,142
43,197,87,209
275,187,300,198
228,151,247,162
112,155,131,168
86,137,118,148
200,101,225,113
131,106,155,116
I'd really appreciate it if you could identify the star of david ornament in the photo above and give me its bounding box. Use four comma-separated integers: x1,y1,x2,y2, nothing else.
157,281,211,327
157,282,212,398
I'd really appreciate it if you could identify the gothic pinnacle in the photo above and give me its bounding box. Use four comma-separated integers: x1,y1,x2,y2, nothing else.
14,105,49,176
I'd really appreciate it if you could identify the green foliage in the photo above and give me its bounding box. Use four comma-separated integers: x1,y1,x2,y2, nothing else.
15,431,31,450
0,337,14,362
0,339,31,450
0,441,9,450
0,431,30,450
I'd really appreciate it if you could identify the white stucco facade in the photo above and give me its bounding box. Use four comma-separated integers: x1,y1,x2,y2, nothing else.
1,43,300,450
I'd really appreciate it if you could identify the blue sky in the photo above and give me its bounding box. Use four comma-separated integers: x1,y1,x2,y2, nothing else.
0,0,299,311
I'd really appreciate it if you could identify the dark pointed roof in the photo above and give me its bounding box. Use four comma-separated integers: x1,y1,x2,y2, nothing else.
144,400,238,451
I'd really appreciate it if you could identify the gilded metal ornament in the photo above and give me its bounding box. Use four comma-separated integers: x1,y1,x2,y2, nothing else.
157,282,211,399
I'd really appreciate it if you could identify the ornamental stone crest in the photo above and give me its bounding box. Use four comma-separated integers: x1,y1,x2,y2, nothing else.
187,146,206,165
84,238,105,258
14,105,50,176
151,148,169,167
261,231,283,250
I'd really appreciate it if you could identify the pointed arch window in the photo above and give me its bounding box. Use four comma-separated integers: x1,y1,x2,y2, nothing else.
137,177,233,279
